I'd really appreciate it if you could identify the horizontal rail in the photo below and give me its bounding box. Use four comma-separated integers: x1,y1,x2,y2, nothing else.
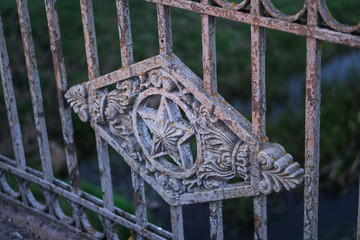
146,0,360,48
0,155,172,240
1,0,359,239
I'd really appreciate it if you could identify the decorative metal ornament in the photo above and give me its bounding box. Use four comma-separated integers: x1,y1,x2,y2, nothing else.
65,54,304,205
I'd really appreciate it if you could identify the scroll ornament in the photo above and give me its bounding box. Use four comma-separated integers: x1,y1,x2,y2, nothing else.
65,69,304,195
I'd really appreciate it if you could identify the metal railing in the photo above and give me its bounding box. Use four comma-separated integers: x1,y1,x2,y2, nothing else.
0,0,359,239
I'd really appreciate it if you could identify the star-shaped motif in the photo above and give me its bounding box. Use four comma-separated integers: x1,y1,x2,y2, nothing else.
137,96,195,169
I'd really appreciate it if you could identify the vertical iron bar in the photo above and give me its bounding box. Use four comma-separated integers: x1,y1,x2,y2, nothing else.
303,2,321,240
209,201,223,240
201,0,217,95
201,0,222,238
0,11,28,202
116,1,147,239
0,12,26,171
157,4,172,56
80,0,100,79
251,0,267,239
170,205,185,240
116,0,134,67
96,134,118,239
16,0,54,181
250,1,266,138
131,170,147,235
44,0,80,193
303,37,321,240
80,0,116,237
96,134,114,212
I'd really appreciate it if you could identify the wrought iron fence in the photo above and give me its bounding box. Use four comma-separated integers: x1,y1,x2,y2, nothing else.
0,0,359,239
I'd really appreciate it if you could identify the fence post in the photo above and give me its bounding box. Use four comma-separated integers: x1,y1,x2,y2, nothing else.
116,1,147,239
44,0,80,194
251,0,267,239
80,1,117,237
303,1,321,239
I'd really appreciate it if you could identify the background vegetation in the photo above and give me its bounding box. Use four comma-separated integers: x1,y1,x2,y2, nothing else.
0,0,359,239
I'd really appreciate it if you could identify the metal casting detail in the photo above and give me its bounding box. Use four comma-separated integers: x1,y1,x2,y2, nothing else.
188,0,360,33
65,57,304,197
1,0,359,238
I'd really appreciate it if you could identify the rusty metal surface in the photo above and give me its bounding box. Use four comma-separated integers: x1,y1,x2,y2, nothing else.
15,0,57,215
116,0,134,67
250,0,268,238
146,0,360,48
80,0,100,79
209,201,223,240
79,0,122,238
170,205,184,240
157,4,172,56
0,12,26,171
201,0,217,95
303,37,321,240
16,0,54,182
0,11,28,205
0,0,359,239
115,1,148,239
0,154,172,240
66,53,303,203
44,0,80,194
303,2,322,239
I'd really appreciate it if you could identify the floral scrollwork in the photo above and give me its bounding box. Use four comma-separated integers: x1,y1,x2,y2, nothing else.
65,60,305,198
257,143,304,194
64,84,89,122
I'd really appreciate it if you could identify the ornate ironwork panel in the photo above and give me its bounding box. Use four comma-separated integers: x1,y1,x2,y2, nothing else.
65,54,304,205
0,0,359,239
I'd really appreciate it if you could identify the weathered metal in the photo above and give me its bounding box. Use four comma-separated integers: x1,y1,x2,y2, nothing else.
303,1,322,239
0,0,359,239
79,0,122,238
0,11,27,204
116,1,148,239
250,0,268,238
0,154,172,239
15,0,58,215
44,0,80,194
200,1,223,237
65,53,304,201
16,0,54,182
209,201,223,240
157,4,172,56
146,0,360,48
170,205,184,240
0,12,26,171
201,0,217,95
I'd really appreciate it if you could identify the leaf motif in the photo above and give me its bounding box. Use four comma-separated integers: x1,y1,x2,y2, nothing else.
65,84,89,122
259,143,304,194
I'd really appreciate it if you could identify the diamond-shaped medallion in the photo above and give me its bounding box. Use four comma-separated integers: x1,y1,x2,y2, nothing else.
65,54,304,205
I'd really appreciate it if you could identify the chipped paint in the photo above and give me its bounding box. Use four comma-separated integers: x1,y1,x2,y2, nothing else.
0,0,359,239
